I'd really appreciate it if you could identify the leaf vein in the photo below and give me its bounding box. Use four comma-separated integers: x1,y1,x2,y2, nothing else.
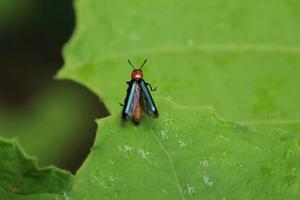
242,119,300,126
64,43,300,70
146,118,186,200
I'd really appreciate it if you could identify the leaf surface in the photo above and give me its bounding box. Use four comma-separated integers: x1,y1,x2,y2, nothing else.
0,83,99,167
59,0,300,131
70,100,300,199
58,0,300,199
0,137,73,200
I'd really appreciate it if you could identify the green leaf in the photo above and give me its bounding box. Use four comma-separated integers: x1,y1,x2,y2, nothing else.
68,100,300,199
58,0,300,133
0,83,99,167
0,137,73,200
58,0,300,199
0,0,35,32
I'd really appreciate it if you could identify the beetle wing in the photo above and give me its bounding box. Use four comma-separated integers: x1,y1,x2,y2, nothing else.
139,79,159,118
122,80,141,120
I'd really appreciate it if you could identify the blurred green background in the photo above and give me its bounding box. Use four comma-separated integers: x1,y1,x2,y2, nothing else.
0,0,107,173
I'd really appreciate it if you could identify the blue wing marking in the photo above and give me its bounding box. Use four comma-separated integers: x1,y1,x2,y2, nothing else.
139,79,159,118
122,81,140,120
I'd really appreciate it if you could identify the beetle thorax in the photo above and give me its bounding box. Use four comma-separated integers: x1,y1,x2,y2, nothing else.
131,70,143,79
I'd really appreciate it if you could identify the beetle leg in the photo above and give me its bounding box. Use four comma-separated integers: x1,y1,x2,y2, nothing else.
146,82,157,91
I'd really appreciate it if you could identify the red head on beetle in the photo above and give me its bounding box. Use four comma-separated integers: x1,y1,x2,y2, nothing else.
131,70,143,79
128,59,147,80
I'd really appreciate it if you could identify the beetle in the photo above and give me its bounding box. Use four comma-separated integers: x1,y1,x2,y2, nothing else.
121,59,159,124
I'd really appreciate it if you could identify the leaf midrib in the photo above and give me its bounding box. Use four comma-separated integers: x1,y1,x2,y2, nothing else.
146,117,186,200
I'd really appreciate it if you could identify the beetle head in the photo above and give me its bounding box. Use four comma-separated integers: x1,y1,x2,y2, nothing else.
131,69,143,79
128,58,147,80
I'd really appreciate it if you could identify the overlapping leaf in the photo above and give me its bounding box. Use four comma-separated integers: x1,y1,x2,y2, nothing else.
0,137,73,200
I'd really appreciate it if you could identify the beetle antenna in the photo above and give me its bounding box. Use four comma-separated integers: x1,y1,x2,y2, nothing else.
128,59,135,69
139,58,148,70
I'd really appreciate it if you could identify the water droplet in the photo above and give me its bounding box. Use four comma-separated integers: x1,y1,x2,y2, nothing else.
209,157,217,166
220,158,234,166
184,184,196,196
162,189,168,193
164,118,174,124
160,130,168,141
218,135,229,142
119,145,134,159
137,149,159,167
91,168,107,188
138,149,150,159
119,145,134,152
178,140,187,148
108,159,115,165
109,176,115,182
203,175,214,186
199,160,209,167
255,146,263,151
